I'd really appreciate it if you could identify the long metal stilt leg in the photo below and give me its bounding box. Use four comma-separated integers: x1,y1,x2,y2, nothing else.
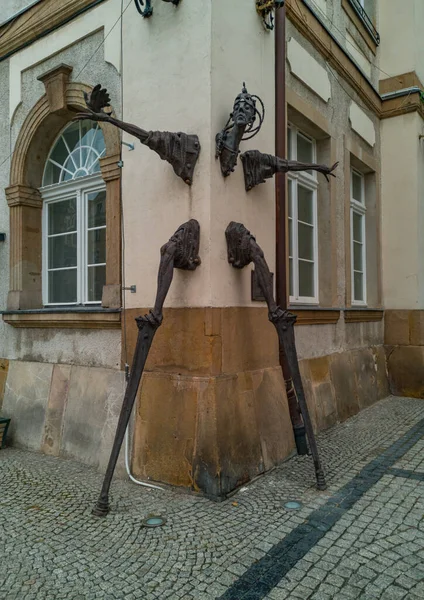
271,312,327,490
92,316,161,516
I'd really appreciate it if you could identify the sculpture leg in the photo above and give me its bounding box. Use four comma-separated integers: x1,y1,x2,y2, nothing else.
272,312,327,490
92,316,161,516
279,344,308,456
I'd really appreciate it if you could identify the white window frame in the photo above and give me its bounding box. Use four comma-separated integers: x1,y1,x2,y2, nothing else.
41,174,106,306
288,124,319,305
350,168,367,306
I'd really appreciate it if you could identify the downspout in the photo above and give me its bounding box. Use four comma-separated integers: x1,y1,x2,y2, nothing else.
275,6,308,455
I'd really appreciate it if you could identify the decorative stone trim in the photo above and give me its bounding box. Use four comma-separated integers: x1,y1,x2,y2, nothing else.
290,309,341,326
344,309,384,323
341,0,377,55
7,75,121,312
5,185,42,208
0,0,105,61
37,64,73,115
2,310,121,329
286,0,381,116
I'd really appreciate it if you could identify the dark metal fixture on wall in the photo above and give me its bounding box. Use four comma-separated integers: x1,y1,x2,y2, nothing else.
215,83,265,178
256,0,285,31
134,0,181,19
75,85,200,185
241,149,338,192
92,219,201,516
225,221,327,491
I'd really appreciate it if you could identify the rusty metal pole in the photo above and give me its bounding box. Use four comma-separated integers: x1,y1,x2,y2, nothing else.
275,5,308,455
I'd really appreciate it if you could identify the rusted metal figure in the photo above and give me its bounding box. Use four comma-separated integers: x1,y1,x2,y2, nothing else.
76,85,200,185
216,83,265,177
92,219,201,516
225,221,327,491
241,149,338,192
134,0,181,19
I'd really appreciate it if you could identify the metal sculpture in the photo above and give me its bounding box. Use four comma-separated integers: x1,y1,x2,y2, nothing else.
75,85,200,185
256,0,285,31
216,83,265,178
92,219,201,516
225,221,327,491
134,0,181,19
241,149,339,191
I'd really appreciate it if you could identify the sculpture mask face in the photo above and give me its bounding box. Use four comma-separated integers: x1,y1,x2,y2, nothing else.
232,93,257,128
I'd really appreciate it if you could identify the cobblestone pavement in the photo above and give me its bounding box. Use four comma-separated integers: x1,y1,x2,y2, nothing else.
1,395,424,600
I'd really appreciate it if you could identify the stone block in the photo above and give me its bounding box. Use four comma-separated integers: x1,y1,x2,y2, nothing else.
409,311,424,346
313,381,338,430
251,368,295,471
329,352,359,423
60,365,126,474
1,360,53,450
386,346,424,398
41,364,71,456
133,372,199,487
351,348,379,409
0,358,9,411
299,359,319,433
384,310,410,346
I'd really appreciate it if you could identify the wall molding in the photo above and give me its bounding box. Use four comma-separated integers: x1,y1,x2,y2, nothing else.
2,310,121,329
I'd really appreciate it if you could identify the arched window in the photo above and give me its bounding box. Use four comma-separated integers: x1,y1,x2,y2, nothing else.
41,121,107,306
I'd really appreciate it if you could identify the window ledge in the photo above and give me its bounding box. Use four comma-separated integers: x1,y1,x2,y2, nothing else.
1,308,121,329
344,308,384,323
290,308,341,326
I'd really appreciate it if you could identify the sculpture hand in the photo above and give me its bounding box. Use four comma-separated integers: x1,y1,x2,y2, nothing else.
322,161,339,182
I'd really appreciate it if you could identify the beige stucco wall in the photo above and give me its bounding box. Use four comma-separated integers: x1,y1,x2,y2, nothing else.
381,112,424,309
379,0,424,85
121,0,275,310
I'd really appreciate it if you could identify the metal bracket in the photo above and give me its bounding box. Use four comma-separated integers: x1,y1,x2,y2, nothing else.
123,285,137,293
121,141,135,151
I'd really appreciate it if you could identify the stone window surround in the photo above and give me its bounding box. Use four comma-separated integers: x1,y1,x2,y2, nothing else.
287,89,382,324
3,64,122,329
344,135,382,312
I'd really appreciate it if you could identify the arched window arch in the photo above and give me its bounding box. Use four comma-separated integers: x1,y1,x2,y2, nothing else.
41,121,107,305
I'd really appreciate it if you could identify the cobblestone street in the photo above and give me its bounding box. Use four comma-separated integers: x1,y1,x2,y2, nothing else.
1,395,424,600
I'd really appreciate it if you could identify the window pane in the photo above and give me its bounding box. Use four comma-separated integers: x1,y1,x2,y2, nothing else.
352,171,363,203
80,121,97,147
288,217,293,256
288,128,293,160
49,137,68,169
298,186,314,224
48,198,76,235
87,265,106,302
289,257,294,297
297,133,313,164
299,260,315,298
298,223,314,261
43,161,62,186
48,233,77,269
352,212,363,242
88,191,106,228
353,241,363,272
48,269,77,304
354,271,364,302
62,121,81,155
87,228,106,265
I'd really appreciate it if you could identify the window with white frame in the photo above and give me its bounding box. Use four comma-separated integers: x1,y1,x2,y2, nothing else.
288,125,319,304
350,168,366,304
41,121,107,306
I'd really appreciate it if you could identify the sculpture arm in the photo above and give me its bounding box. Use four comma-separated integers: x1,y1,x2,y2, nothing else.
276,158,339,181
75,110,150,143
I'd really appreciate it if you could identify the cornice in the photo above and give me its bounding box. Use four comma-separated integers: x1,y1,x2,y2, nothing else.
0,0,106,62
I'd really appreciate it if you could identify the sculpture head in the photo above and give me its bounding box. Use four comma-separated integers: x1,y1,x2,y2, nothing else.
225,221,254,269
232,83,257,129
